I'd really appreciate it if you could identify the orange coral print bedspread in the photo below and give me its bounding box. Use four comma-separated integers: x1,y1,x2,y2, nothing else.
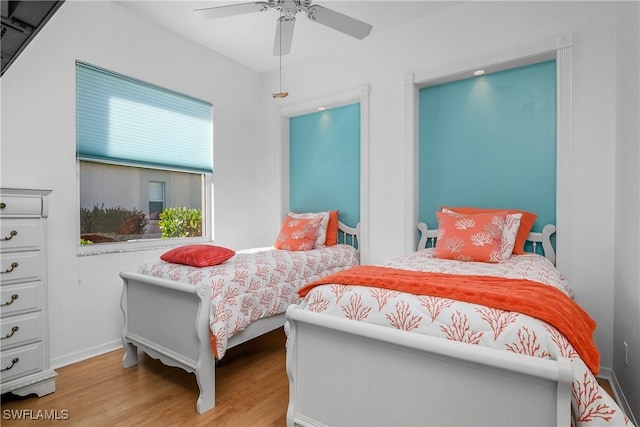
296,250,633,427
299,264,599,374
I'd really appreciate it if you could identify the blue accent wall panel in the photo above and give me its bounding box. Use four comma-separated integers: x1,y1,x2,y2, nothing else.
289,103,360,228
419,60,556,232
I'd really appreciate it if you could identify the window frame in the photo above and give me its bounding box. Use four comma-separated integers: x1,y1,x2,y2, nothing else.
75,61,214,256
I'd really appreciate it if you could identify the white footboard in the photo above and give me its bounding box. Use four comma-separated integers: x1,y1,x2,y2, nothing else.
120,271,215,414
285,305,573,427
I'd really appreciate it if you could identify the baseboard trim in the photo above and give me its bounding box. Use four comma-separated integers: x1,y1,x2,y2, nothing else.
599,367,638,426
50,340,123,369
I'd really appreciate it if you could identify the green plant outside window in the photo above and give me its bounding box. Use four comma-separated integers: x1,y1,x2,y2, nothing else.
158,207,203,238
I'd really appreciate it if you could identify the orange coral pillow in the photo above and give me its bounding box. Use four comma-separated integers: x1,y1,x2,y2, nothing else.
274,215,319,251
288,211,329,248
441,206,537,254
435,211,507,263
324,210,339,246
161,245,235,267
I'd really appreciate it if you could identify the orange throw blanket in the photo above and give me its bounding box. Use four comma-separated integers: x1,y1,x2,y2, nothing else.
298,265,600,374
210,335,219,360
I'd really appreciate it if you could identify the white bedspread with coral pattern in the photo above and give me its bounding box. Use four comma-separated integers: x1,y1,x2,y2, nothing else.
297,249,633,427
137,245,359,359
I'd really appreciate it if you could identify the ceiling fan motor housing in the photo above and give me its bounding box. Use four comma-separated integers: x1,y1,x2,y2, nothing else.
269,0,312,14
274,0,303,19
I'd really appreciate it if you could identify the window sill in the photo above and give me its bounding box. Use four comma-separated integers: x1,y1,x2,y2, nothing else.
76,236,211,257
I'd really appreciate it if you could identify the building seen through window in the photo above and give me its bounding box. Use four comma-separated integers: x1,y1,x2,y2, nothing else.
79,163,204,243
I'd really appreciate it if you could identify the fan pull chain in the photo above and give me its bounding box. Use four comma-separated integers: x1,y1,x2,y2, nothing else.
273,12,288,99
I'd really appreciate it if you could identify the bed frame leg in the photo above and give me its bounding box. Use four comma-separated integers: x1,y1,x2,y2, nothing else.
195,361,215,414
121,279,139,369
122,339,138,368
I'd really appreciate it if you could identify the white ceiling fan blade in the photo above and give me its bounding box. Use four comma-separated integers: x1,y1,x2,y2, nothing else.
305,5,372,40
194,2,269,20
273,17,295,56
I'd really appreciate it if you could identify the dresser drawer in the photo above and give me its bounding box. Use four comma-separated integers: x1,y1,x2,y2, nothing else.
0,282,41,317
0,219,41,252
0,342,43,383
0,194,42,217
0,312,42,350
0,252,42,285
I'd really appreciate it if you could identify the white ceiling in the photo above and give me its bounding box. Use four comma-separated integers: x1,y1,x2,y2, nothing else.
116,1,462,73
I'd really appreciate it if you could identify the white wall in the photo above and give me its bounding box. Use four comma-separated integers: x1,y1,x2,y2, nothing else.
264,1,628,375
0,1,276,366
1,1,638,419
614,1,640,421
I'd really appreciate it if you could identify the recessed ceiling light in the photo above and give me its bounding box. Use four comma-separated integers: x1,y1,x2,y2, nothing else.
318,106,326,111
473,69,485,76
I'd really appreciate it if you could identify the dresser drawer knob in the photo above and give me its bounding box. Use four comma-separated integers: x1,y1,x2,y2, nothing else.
1,326,19,340
0,202,5,209
1,262,19,274
3,230,18,241
1,357,20,372
1,294,19,306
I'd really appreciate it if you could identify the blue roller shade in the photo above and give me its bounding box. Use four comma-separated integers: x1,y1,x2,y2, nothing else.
76,61,213,173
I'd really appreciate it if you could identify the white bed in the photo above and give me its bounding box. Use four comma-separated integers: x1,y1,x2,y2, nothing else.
285,222,632,427
120,221,359,414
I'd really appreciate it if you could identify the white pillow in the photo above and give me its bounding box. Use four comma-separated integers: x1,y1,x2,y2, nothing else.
499,213,522,260
288,212,330,248
442,209,521,260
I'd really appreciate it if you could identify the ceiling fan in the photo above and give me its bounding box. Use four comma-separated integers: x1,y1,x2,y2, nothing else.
194,0,373,56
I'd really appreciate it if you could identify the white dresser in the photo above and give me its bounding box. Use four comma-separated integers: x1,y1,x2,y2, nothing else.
0,188,56,397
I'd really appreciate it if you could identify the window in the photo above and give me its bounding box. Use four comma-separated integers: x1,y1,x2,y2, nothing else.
76,61,213,247
148,181,166,217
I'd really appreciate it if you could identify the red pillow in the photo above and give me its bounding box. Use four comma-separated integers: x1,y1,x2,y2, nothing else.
324,210,339,246
161,245,235,267
274,215,319,251
435,211,507,263
440,206,537,254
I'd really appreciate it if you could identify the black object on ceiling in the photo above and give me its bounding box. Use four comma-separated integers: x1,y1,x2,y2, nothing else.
1,0,64,76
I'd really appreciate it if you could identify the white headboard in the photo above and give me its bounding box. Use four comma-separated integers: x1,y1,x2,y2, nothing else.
338,221,360,250
416,223,556,265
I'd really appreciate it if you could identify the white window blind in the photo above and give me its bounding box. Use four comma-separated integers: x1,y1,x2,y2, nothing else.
148,181,165,202
76,61,213,173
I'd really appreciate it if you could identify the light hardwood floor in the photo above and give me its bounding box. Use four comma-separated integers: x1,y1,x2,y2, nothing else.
1,328,288,426
2,327,618,427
